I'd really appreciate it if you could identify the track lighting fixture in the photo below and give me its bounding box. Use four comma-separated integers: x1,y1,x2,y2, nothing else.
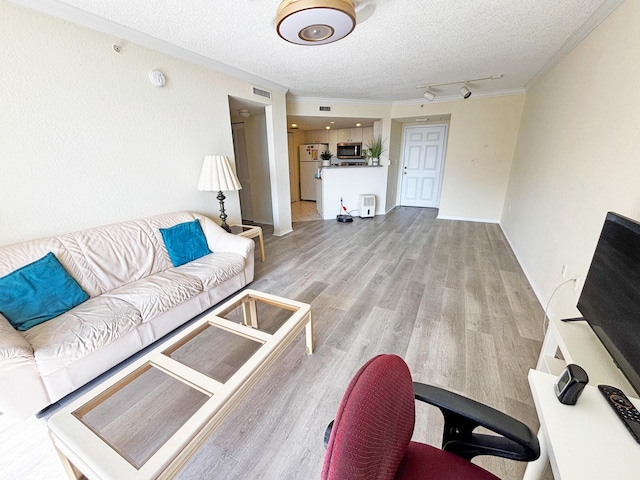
417,74,503,101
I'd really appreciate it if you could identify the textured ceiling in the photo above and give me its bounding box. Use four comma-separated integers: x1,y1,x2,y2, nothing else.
19,0,623,102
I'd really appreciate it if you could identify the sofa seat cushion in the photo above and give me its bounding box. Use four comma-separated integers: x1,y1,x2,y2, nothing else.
104,269,204,322
22,296,143,376
175,252,246,289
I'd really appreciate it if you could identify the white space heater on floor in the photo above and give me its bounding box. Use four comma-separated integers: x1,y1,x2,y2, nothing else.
359,195,376,218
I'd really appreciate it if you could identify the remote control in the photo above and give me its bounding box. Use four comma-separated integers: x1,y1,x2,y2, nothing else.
598,384,640,444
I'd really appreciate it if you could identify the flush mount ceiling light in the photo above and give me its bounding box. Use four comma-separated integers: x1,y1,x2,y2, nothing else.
417,74,503,102
276,0,356,46
237,109,250,118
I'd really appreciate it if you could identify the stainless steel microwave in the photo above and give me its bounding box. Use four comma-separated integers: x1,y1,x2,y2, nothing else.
337,143,362,158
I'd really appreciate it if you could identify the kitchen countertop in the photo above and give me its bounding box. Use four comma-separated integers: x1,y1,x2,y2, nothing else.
323,164,383,169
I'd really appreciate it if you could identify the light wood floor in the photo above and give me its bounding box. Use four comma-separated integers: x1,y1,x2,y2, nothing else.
291,200,322,222
1,207,552,479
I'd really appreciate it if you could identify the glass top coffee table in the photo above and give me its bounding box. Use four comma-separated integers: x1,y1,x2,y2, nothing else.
48,289,313,480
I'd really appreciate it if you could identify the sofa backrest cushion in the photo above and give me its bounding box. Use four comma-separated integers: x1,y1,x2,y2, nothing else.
0,212,225,299
58,219,168,296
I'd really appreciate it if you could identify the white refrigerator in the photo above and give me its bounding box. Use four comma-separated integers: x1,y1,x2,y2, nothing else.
299,143,327,201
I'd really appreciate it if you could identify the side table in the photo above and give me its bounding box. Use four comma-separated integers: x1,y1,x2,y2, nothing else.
230,224,265,262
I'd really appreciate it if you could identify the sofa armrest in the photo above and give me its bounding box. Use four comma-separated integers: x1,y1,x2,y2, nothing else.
199,216,254,260
0,314,50,418
0,314,33,361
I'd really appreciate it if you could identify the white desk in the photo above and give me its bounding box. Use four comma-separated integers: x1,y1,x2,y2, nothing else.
526,369,640,479
535,316,635,396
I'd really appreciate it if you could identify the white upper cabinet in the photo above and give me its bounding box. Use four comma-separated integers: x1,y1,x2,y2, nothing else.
304,129,329,144
327,129,339,154
362,127,374,146
337,128,363,143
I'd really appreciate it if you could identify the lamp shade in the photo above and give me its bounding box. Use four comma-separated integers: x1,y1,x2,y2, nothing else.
197,155,242,192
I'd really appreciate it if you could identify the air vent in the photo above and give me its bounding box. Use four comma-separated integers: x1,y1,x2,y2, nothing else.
251,85,272,99
319,106,331,112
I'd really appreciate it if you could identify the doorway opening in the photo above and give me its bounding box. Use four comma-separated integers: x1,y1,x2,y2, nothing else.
228,96,272,225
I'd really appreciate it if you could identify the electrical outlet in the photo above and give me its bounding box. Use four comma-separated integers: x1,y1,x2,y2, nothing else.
561,265,568,278
574,277,580,291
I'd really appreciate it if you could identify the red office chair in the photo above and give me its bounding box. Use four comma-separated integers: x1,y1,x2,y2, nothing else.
322,354,540,480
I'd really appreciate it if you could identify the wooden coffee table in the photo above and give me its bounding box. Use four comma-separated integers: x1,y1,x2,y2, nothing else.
48,289,313,480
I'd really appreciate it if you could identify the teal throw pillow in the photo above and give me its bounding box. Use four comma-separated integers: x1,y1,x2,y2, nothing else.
160,219,212,267
0,252,89,331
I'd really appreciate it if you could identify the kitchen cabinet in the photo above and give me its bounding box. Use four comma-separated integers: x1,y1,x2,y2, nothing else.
305,129,329,144
337,128,362,143
362,127,374,146
327,129,339,155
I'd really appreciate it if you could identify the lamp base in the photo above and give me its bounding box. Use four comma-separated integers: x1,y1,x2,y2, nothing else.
217,191,231,232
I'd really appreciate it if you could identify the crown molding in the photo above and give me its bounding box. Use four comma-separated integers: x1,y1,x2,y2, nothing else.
289,87,526,108
287,96,391,106
10,0,288,93
526,0,624,90
391,88,526,107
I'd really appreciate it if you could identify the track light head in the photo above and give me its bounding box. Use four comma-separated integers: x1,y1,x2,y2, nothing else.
460,85,471,99
423,89,435,102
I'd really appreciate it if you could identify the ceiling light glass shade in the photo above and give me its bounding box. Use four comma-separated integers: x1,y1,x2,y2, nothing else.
423,90,435,102
197,155,242,192
276,0,356,45
460,85,472,99
237,109,250,118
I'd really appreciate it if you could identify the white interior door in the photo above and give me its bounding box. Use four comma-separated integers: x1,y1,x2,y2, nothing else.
400,125,447,207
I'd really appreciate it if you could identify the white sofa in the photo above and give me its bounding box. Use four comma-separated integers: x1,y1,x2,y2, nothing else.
0,212,254,418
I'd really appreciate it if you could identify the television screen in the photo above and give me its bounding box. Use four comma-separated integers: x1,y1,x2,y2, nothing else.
577,212,640,396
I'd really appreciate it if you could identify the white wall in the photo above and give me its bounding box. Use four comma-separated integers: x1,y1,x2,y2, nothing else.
244,113,273,224
386,120,403,212
320,167,386,219
0,2,289,246
391,95,525,222
501,0,639,319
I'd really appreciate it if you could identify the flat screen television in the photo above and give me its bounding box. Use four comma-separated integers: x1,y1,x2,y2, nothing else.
577,212,640,396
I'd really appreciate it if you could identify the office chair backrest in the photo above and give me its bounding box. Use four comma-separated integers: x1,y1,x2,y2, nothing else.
322,355,416,480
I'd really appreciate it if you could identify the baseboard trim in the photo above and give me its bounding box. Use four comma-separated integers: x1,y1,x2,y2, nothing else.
499,222,548,312
437,214,500,224
273,227,293,237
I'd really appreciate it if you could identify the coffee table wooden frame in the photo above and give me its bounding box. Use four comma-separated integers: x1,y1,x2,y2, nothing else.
230,224,265,262
48,289,313,480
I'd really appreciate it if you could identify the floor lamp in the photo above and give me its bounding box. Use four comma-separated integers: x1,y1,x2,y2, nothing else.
197,155,242,232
